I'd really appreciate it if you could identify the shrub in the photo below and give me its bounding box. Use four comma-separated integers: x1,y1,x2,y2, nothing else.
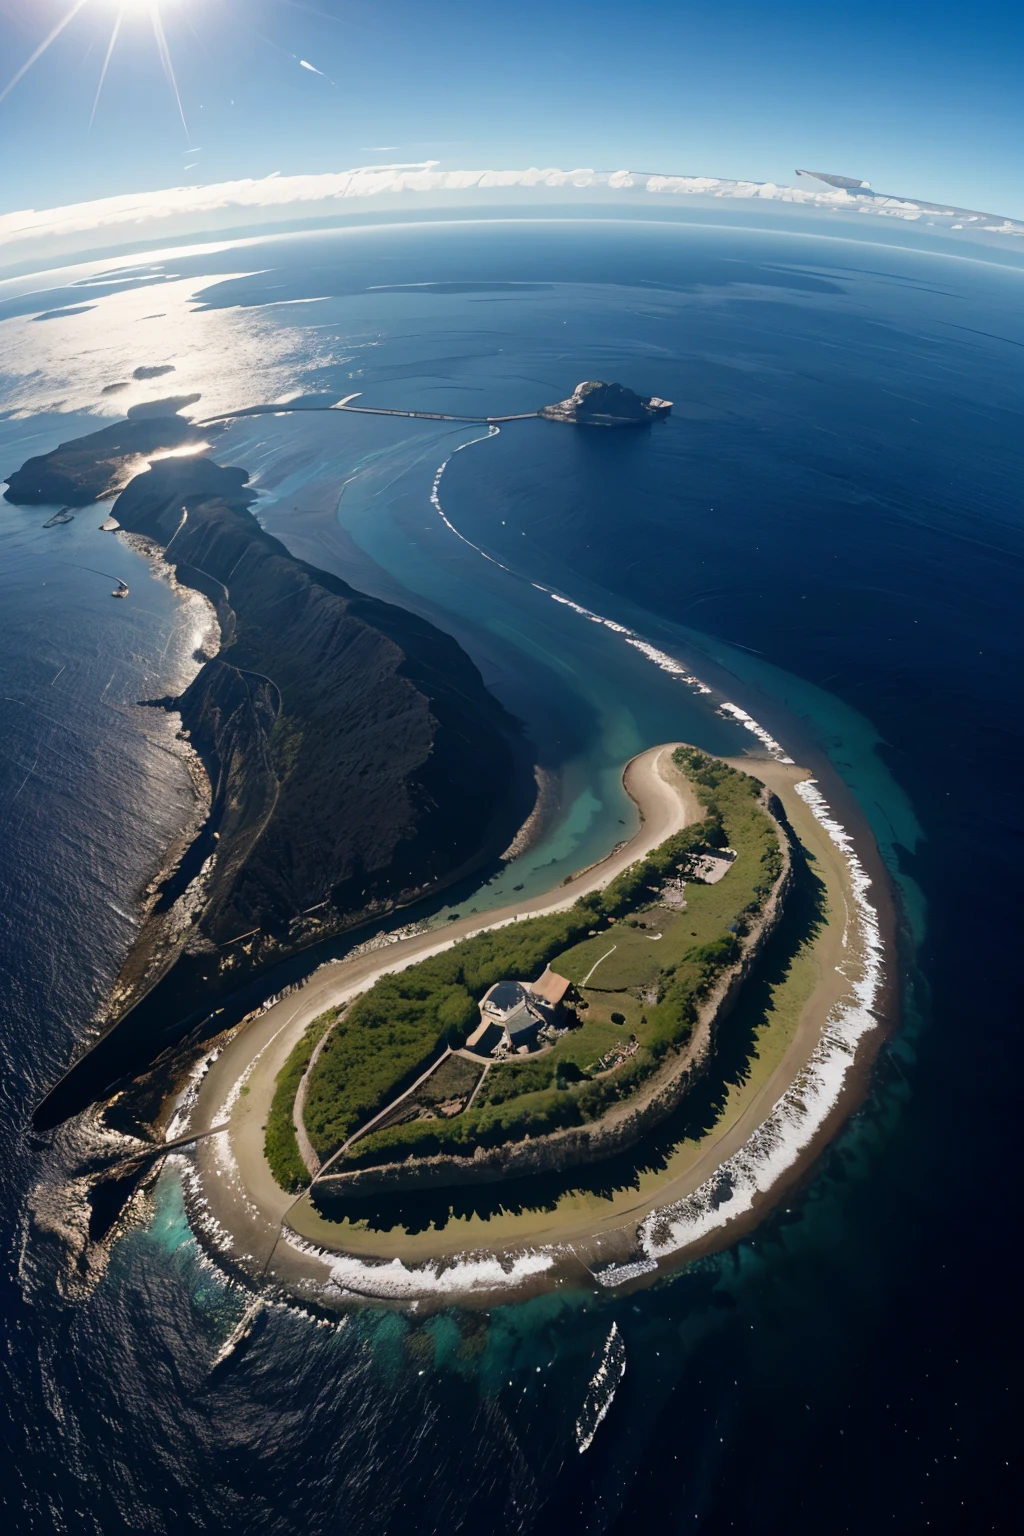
264,1008,336,1192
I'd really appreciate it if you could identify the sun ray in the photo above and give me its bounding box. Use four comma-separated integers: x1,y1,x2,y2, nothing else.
0,0,92,107
89,6,125,130
148,1,189,138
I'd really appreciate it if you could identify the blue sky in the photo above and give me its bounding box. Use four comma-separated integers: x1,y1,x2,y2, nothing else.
0,0,1022,218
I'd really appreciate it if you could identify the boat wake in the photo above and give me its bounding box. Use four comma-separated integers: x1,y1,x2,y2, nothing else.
210,1296,266,1372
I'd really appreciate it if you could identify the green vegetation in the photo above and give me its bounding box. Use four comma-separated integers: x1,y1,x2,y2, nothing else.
302,749,785,1172
303,910,596,1161
356,1052,485,1139
264,1008,336,1192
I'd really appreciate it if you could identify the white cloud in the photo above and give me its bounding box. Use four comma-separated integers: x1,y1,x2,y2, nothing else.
1,164,1021,263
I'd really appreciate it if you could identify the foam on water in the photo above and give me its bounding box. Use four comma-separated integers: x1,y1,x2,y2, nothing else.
283,1230,555,1300
638,776,883,1258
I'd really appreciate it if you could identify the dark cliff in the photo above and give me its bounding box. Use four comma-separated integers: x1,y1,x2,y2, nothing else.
3,398,206,505
25,432,533,1127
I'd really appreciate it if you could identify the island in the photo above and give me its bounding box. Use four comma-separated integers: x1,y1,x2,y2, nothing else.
539,380,672,426
182,734,878,1306
8,380,876,1304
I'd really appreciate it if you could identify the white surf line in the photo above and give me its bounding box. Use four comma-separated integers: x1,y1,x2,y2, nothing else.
424,434,887,1272
428,436,794,763
281,1228,556,1301
636,774,884,1261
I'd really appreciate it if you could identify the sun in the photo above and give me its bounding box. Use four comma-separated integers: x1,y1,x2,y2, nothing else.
0,1,191,132
1,0,335,135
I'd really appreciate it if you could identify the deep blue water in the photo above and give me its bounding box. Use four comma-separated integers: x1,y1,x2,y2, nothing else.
1,216,1022,1532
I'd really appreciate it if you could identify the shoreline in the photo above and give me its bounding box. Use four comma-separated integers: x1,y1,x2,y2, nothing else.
179,742,894,1309
309,776,792,1199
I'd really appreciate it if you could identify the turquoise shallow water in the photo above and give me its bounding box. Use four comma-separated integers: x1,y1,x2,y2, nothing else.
1,215,1021,1532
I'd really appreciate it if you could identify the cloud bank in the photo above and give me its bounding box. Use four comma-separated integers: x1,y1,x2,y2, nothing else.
2,163,1022,264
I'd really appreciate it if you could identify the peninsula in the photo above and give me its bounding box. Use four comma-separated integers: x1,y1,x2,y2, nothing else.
7,404,533,1128
182,739,876,1305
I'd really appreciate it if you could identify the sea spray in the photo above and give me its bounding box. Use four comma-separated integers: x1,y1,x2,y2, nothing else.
283,1229,555,1301
638,776,883,1258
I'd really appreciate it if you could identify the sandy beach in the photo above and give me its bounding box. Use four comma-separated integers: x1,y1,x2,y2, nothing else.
185,745,885,1306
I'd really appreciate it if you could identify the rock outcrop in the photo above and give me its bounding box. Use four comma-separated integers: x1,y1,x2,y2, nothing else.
540,380,672,426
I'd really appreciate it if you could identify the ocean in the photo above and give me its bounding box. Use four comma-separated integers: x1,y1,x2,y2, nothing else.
1,214,1021,1532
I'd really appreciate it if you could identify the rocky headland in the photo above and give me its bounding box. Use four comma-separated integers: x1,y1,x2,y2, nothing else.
3,397,206,505
6,408,534,1127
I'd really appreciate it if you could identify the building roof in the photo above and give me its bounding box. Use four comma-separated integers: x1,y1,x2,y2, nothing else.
505,1000,538,1039
531,968,572,1007
481,979,527,1018
465,1021,507,1057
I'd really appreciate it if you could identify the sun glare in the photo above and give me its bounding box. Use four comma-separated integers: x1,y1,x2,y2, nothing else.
2,1,334,135
0,0,192,131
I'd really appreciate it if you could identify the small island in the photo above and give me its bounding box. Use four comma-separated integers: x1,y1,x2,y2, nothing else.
182,733,878,1306
539,380,672,426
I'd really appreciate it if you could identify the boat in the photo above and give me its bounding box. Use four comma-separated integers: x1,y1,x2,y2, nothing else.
210,1297,266,1373
42,508,74,528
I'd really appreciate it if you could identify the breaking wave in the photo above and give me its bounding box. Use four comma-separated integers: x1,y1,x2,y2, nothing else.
638,775,883,1258
283,1229,555,1301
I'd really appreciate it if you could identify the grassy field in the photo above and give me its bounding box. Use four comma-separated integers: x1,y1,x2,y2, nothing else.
558,909,695,992
333,750,785,1171
302,907,602,1164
